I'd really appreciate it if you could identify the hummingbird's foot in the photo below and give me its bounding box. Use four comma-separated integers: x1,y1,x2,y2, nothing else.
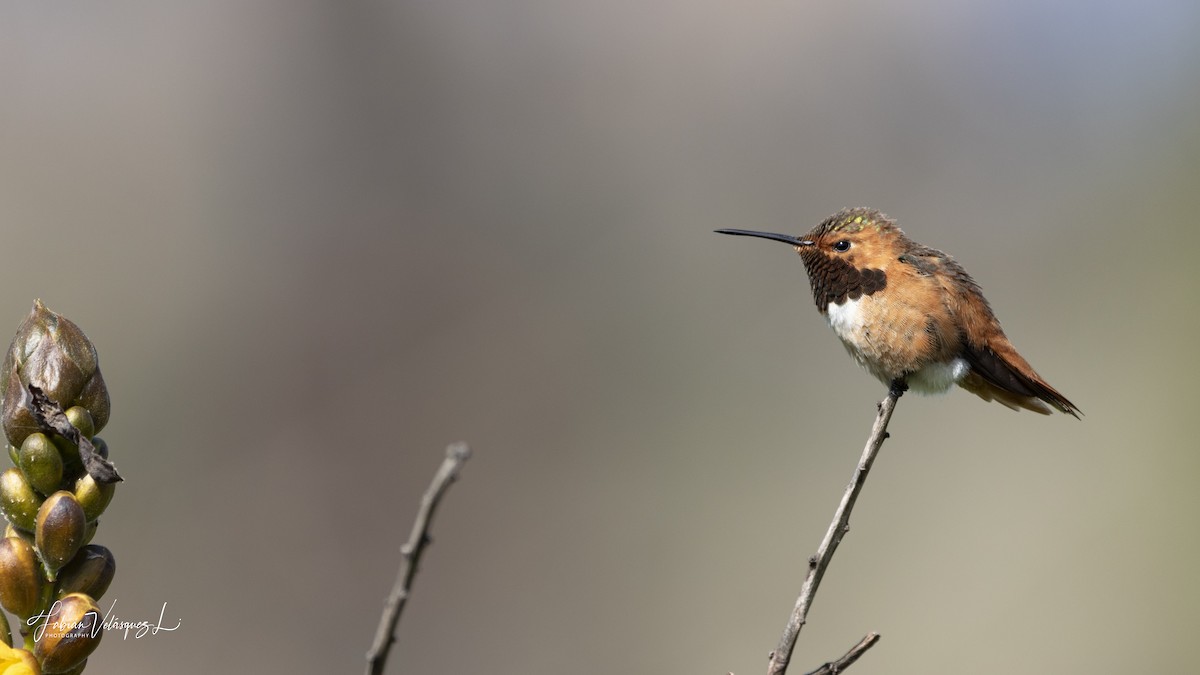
888,378,909,398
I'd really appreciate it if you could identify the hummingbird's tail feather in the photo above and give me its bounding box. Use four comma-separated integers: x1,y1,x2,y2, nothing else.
960,342,1081,418
959,372,1052,414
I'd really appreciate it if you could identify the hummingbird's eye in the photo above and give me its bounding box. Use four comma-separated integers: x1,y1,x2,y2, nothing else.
833,240,852,252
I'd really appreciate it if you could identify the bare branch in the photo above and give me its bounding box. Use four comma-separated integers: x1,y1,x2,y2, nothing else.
802,633,881,675
366,442,472,675
767,381,904,675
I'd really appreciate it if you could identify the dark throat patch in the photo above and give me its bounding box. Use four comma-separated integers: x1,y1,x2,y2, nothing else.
799,251,887,310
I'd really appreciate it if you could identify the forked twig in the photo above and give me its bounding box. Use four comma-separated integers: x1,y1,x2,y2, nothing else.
802,633,881,675
767,382,904,675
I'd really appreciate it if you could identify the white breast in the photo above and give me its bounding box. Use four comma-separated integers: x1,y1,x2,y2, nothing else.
825,296,865,343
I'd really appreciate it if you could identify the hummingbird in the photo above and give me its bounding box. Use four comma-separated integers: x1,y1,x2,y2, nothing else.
717,207,1079,417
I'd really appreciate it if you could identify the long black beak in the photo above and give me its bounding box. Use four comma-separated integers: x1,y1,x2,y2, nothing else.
714,229,814,247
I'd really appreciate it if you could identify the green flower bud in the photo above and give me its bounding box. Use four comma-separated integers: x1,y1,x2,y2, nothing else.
55,546,115,601
3,524,33,544
49,453,80,489
51,436,113,490
35,493,86,579
60,409,93,442
50,410,96,485
79,521,97,549
18,434,63,497
33,593,102,674
6,444,17,466
1,301,110,449
0,536,44,619
72,474,114,523
0,468,43,532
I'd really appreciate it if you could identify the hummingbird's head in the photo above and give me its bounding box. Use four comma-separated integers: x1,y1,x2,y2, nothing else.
715,207,903,310
799,207,903,269
716,207,902,267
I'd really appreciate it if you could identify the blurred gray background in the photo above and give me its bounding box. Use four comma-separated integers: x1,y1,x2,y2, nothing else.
3,1,1199,673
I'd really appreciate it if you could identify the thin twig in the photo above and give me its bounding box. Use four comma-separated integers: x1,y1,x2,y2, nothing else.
801,633,881,675
767,381,905,675
366,442,472,675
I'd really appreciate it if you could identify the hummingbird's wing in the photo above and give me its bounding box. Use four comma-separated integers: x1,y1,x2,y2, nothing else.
958,340,1080,417
901,245,1080,417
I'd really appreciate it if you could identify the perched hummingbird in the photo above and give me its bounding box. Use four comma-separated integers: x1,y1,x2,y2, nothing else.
717,207,1079,417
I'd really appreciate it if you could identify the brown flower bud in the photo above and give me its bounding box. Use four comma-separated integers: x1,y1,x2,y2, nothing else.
32,593,102,674
2,301,110,449
0,468,43,532
0,536,44,619
35,493,86,579
0,600,11,647
55,546,115,601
